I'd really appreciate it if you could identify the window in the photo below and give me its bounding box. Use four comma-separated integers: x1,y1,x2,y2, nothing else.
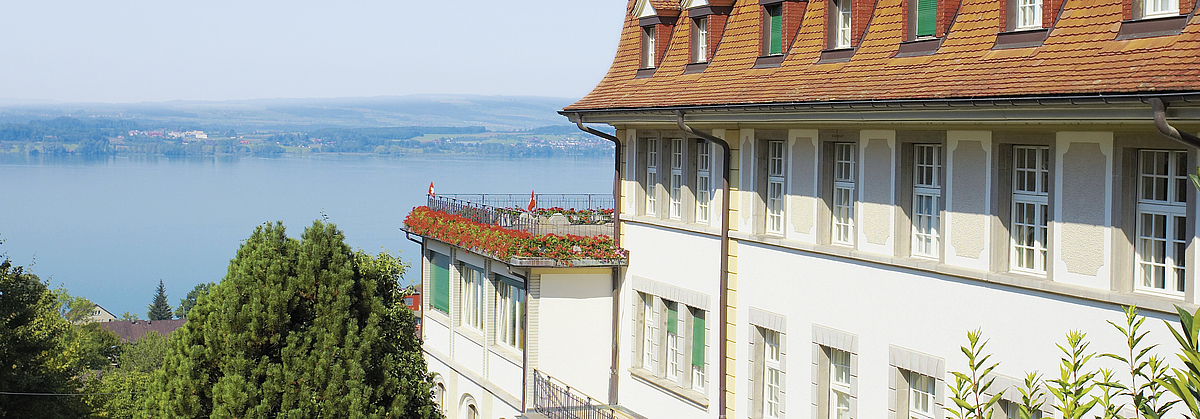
1145,0,1179,17
434,382,446,412
497,279,526,350
666,301,683,380
430,252,451,314
641,292,658,370
1011,146,1049,274
908,372,936,419
915,0,937,38
1016,0,1042,29
647,139,659,216
912,144,941,258
763,329,783,419
691,307,707,392
467,404,479,419
835,0,852,48
670,139,684,220
1136,150,1188,296
693,17,709,63
830,348,852,419
833,143,857,245
642,26,656,68
764,4,784,55
768,140,786,234
697,140,712,224
460,265,485,331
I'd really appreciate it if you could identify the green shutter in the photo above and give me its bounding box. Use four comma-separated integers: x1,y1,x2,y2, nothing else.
666,304,678,334
769,7,784,55
431,252,450,313
691,310,706,368
917,0,937,37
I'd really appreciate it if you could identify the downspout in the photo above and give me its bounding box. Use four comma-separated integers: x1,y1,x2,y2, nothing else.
1150,97,1200,148
676,110,732,419
574,114,624,407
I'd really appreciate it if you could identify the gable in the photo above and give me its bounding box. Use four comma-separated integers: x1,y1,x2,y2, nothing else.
634,0,659,18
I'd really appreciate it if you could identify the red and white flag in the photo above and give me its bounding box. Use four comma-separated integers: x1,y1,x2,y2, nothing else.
526,190,536,212
428,182,435,197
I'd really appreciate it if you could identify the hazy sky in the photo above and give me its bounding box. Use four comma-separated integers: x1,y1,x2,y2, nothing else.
0,1,627,103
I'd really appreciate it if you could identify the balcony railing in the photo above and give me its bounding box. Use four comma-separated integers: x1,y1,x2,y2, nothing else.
427,194,615,237
533,370,615,419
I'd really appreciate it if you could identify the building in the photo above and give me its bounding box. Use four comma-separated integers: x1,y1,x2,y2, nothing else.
84,303,117,323
99,319,187,343
409,0,1200,418
405,289,423,335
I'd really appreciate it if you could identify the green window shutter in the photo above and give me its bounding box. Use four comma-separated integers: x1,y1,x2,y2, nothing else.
431,253,450,313
666,304,678,335
917,0,937,37
769,7,784,55
691,310,706,368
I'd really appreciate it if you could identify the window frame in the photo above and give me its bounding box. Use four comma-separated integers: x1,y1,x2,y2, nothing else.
1010,145,1050,275
690,307,707,392
907,371,937,419
763,329,783,419
1135,149,1189,297
912,144,942,259
767,140,787,235
697,140,712,224
646,138,660,216
459,264,486,332
763,4,785,55
832,142,857,246
1015,0,1043,29
642,26,657,68
1144,0,1180,18
693,16,710,63
670,138,684,220
829,348,853,419
913,0,938,39
834,0,853,48
496,278,526,351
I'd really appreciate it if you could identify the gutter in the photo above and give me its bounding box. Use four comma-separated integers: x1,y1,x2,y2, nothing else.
1150,97,1200,148
573,115,625,407
675,110,732,419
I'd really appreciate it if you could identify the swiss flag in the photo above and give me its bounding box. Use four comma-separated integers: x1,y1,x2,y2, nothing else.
428,182,435,197
526,190,536,212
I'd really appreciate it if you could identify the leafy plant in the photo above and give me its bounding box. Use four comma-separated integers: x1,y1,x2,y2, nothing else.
1100,305,1176,419
1095,368,1124,419
1018,372,1047,419
1159,305,1200,419
1047,331,1099,419
948,329,1003,419
404,206,628,264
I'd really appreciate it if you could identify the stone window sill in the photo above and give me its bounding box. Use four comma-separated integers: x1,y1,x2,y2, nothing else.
636,68,657,78
1117,15,1188,40
629,367,709,408
993,28,1048,49
753,55,786,68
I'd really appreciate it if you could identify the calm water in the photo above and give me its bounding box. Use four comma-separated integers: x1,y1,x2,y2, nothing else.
0,153,611,316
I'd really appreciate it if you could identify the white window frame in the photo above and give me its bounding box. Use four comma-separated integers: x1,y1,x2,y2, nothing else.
908,372,936,419
691,307,707,392
1010,146,1050,274
1136,149,1189,297
768,140,786,235
836,0,852,48
1016,0,1042,29
833,143,857,246
647,139,659,216
912,144,942,259
670,138,684,220
697,140,712,224
694,17,709,63
763,329,783,419
460,265,485,332
830,348,852,419
643,26,656,68
1144,0,1179,17
641,292,657,371
496,279,525,351
665,301,683,381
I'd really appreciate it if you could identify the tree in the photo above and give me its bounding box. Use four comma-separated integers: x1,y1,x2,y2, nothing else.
147,279,172,320
0,259,90,418
83,331,171,419
145,221,439,418
173,282,214,319
120,311,140,321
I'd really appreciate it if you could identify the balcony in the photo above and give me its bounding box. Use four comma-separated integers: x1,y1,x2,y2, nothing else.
531,370,617,419
404,193,627,267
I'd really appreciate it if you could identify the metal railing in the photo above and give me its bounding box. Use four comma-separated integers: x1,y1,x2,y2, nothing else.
426,194,615,237
533,370,615,419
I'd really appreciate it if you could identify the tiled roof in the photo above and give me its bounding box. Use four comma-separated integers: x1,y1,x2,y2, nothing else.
567,0,1200,111
100,319,187,343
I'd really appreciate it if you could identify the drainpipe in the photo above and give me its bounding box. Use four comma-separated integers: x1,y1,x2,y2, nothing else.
1150,97,1200,148
574,114,624,407
676,110,732,419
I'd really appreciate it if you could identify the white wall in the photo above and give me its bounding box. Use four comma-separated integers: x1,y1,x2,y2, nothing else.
537,271,614,401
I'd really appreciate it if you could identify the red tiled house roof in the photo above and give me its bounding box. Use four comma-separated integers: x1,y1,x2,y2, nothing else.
567,0,1200,111
100,319,187,343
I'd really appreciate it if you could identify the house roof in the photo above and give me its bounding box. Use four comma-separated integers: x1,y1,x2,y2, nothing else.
99,319,187,343
566,0,1200,111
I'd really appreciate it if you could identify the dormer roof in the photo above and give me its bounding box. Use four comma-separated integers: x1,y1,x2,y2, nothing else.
569,0,1200,111
635,0,683,19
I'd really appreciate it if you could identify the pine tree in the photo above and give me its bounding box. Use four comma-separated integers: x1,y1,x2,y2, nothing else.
146,280,172,320
145,221,439,418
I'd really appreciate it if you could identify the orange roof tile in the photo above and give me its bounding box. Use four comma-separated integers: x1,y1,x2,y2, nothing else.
567,0,1200,111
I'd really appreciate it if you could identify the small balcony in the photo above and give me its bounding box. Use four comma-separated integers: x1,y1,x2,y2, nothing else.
404,193,627,267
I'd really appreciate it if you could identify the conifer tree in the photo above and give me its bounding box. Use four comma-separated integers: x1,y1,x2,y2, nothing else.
144,221,439,418
146,280,172,320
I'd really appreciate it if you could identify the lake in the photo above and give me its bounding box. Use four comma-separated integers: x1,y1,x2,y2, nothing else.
0,153,612,316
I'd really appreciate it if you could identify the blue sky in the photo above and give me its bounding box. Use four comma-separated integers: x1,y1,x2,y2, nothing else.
0,1,627,103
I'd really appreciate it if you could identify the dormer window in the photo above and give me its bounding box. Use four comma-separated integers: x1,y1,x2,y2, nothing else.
764,4,785,55
834,0,852,48
1144,0,1179,17
1016,0,1042,29
914,0,937,39
692,17,709,63
642,26,657,68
